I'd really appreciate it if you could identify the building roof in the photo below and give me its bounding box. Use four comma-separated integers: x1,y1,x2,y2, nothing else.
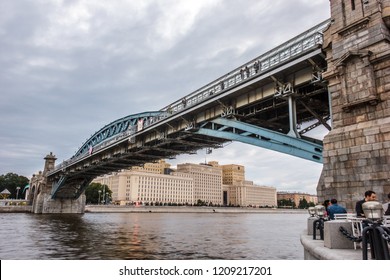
1,189,11,195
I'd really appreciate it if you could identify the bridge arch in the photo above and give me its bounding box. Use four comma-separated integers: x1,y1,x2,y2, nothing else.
74,111,166,158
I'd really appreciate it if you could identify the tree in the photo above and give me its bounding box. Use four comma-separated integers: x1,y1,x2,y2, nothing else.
298,198,309,209
0,173,29,199
84,183,112,204
277,199,296,208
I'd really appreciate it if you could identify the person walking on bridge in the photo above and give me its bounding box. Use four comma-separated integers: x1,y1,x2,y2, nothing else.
327,198,347,220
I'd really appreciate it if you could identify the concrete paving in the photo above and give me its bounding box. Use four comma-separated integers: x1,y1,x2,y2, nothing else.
300,232,362,260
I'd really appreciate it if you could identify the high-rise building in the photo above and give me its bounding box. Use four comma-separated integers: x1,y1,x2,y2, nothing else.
177,163,223,205
221,164,245,185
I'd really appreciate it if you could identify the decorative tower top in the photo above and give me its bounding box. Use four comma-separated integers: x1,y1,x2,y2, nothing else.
43,152,57,174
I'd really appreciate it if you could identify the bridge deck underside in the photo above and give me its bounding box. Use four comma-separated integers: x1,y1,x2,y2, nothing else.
50,132,228,198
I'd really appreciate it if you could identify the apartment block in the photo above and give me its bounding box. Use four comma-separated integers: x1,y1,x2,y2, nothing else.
277,192,318,207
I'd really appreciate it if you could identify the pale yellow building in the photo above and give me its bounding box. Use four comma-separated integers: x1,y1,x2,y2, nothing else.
130,160,170,174
221,164,245,185
93,170,194,205
177,163,223,205
277,192,318,207
224,180,277,207
92,160,277,208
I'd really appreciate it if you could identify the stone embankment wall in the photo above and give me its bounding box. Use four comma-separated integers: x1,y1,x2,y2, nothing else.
85,205,306,214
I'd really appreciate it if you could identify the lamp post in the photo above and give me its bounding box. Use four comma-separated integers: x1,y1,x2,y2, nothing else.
105,192,109,204
102,186,106,205
313,205,326,240
308,207,316,217
98,190,101,205
361,201,390,260
16,187,21,200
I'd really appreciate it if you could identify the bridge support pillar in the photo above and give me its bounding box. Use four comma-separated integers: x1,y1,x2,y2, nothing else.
318,0,390,208
33,193,86,214
30,152,86,214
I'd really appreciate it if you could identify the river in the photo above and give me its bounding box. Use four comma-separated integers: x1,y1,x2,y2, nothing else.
0,212,307,260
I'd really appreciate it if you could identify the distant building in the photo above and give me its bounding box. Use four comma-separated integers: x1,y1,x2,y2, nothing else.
93,160,194,205
220,161,277,208
221,164,245,185
277,192,318,207
223,181,277,207
93,169,194,205
92,160,277,207
177,162,223,205
130,160,171,174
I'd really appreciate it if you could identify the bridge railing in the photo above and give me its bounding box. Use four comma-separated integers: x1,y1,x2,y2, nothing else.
160,19,330,116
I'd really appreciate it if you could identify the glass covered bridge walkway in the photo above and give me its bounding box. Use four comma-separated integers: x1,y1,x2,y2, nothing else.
47,19,331,200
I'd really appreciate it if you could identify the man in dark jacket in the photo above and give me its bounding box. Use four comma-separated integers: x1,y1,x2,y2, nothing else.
355,190,377,217
328,198,347,220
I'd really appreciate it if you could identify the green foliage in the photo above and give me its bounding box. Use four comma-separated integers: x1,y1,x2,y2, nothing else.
85,183,112,204
277,199,296,208
298,198,316,209
195,199,208,206
0,173,29,199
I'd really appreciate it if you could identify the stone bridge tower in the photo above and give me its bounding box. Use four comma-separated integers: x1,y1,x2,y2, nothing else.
30,152,86,213
318,0,390,209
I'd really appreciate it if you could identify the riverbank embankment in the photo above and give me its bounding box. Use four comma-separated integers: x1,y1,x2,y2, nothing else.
0,204,307,214
0,205,32,213
85,205,307,214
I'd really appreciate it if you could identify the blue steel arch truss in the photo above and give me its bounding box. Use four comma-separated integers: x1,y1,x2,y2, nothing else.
194,118,323,163
74,111,164,158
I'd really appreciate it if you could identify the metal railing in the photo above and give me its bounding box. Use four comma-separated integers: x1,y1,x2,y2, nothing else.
160,19,330,115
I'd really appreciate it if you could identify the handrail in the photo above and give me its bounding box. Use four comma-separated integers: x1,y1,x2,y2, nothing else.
160,19,330,114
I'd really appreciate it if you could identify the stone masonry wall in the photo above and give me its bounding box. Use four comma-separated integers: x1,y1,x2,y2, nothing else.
318,0,390,210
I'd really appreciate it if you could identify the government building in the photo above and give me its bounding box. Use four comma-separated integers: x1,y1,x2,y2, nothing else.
92,160,277,207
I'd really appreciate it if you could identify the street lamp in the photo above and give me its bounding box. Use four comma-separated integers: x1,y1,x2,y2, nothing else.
105,192,109,204
98,190,101,205
362,201,383,221
102,186,106,205
314,205,326,218
308,207,316,217
16,187,21,200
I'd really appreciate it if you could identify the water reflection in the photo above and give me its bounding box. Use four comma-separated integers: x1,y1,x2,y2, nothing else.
0,212,306,260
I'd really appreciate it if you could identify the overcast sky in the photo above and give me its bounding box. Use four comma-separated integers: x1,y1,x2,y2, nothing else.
0,0,331,194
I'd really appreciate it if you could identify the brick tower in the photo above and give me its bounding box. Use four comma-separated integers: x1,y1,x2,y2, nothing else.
318,0,390,210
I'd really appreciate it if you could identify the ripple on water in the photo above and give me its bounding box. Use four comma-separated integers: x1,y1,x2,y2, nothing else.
0,212,306,260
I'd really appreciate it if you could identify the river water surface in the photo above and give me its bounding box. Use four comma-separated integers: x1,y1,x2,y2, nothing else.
0,212,306,260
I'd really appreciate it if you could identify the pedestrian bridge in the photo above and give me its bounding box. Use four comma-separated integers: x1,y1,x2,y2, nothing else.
45,19,331,200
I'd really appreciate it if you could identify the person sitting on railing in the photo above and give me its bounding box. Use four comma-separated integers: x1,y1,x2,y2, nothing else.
327,198,347,220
